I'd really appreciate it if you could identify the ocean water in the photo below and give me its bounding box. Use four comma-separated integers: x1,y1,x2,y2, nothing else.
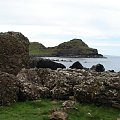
43,55,120,72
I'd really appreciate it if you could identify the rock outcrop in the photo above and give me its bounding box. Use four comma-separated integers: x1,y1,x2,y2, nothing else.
69,61,83,69
90,64,105,72
0,71,18,106
29,58,66,70
16,68,120,108
0,31,29,75
17,68,50,101
73,71,120,106
0,67,119,108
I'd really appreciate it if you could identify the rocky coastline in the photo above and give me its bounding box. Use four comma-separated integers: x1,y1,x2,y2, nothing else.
0,67,120,109
0,32,119,110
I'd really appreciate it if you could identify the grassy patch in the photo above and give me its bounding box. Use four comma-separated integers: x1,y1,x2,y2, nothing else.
29,39,99,56
0,99,119,120
68,103,120,120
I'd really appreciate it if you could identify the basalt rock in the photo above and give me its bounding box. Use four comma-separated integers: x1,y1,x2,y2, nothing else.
69,61,83,69
73,71,120,106
17,68,50,101
29,58,66,70
90,64,105,72
16,68,120,107
0,31,29,75
51,86,70,100
0,71,18,106
18,83,50,101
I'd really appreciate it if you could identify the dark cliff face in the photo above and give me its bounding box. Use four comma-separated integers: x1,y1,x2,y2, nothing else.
0,31,29,75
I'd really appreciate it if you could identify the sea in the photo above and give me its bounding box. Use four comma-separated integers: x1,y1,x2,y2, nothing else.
42,55,120,72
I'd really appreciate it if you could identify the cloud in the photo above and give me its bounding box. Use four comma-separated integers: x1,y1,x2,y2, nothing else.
0,0,120,55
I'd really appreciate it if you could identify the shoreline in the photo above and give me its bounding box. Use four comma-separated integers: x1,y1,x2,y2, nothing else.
29,54,105,58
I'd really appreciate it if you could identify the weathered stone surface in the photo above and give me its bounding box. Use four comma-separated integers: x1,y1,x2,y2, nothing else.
29,58,66,70
62,100,76,108
50,111,68,120
16,68,120,107
51,86,70,100
44,69,79,99
17,68,50,101
69,61,83,69
90,64,105,72
0,71,18,106
0,31,29,75
73,71,120,106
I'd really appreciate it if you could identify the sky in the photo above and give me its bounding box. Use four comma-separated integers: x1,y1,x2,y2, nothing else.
0,0,120,56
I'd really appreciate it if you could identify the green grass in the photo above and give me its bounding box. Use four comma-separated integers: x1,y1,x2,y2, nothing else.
0,99,119,120
29,48,54,56
29,42,56,56
29,39,98,56
68,103,120,120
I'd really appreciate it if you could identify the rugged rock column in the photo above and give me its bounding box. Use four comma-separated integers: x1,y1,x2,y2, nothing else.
0,31,29,75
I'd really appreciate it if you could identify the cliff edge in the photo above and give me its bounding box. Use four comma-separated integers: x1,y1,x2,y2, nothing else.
29,39,103,58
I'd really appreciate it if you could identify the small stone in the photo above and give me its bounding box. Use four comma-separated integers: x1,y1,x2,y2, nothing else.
50,111,68,120
62,100,75,108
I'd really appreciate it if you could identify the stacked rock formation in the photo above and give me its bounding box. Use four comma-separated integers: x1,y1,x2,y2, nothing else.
0,31,29,75
15,68,120,108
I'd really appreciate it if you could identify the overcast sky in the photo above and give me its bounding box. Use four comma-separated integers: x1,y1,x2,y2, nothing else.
0,0,120,56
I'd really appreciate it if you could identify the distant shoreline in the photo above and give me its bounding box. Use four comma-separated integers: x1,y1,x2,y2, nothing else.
29,54,105,58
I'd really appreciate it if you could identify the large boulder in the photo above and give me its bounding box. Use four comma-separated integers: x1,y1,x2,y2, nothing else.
0,71,18,106
18,82,50,101
0,31,29,75
17,68,50,101
90,64,105,72
29,58,66,70
69,61,83,69
73,71,120,106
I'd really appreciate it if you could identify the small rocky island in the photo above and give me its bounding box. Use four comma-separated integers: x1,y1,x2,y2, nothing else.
29,39,103,58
